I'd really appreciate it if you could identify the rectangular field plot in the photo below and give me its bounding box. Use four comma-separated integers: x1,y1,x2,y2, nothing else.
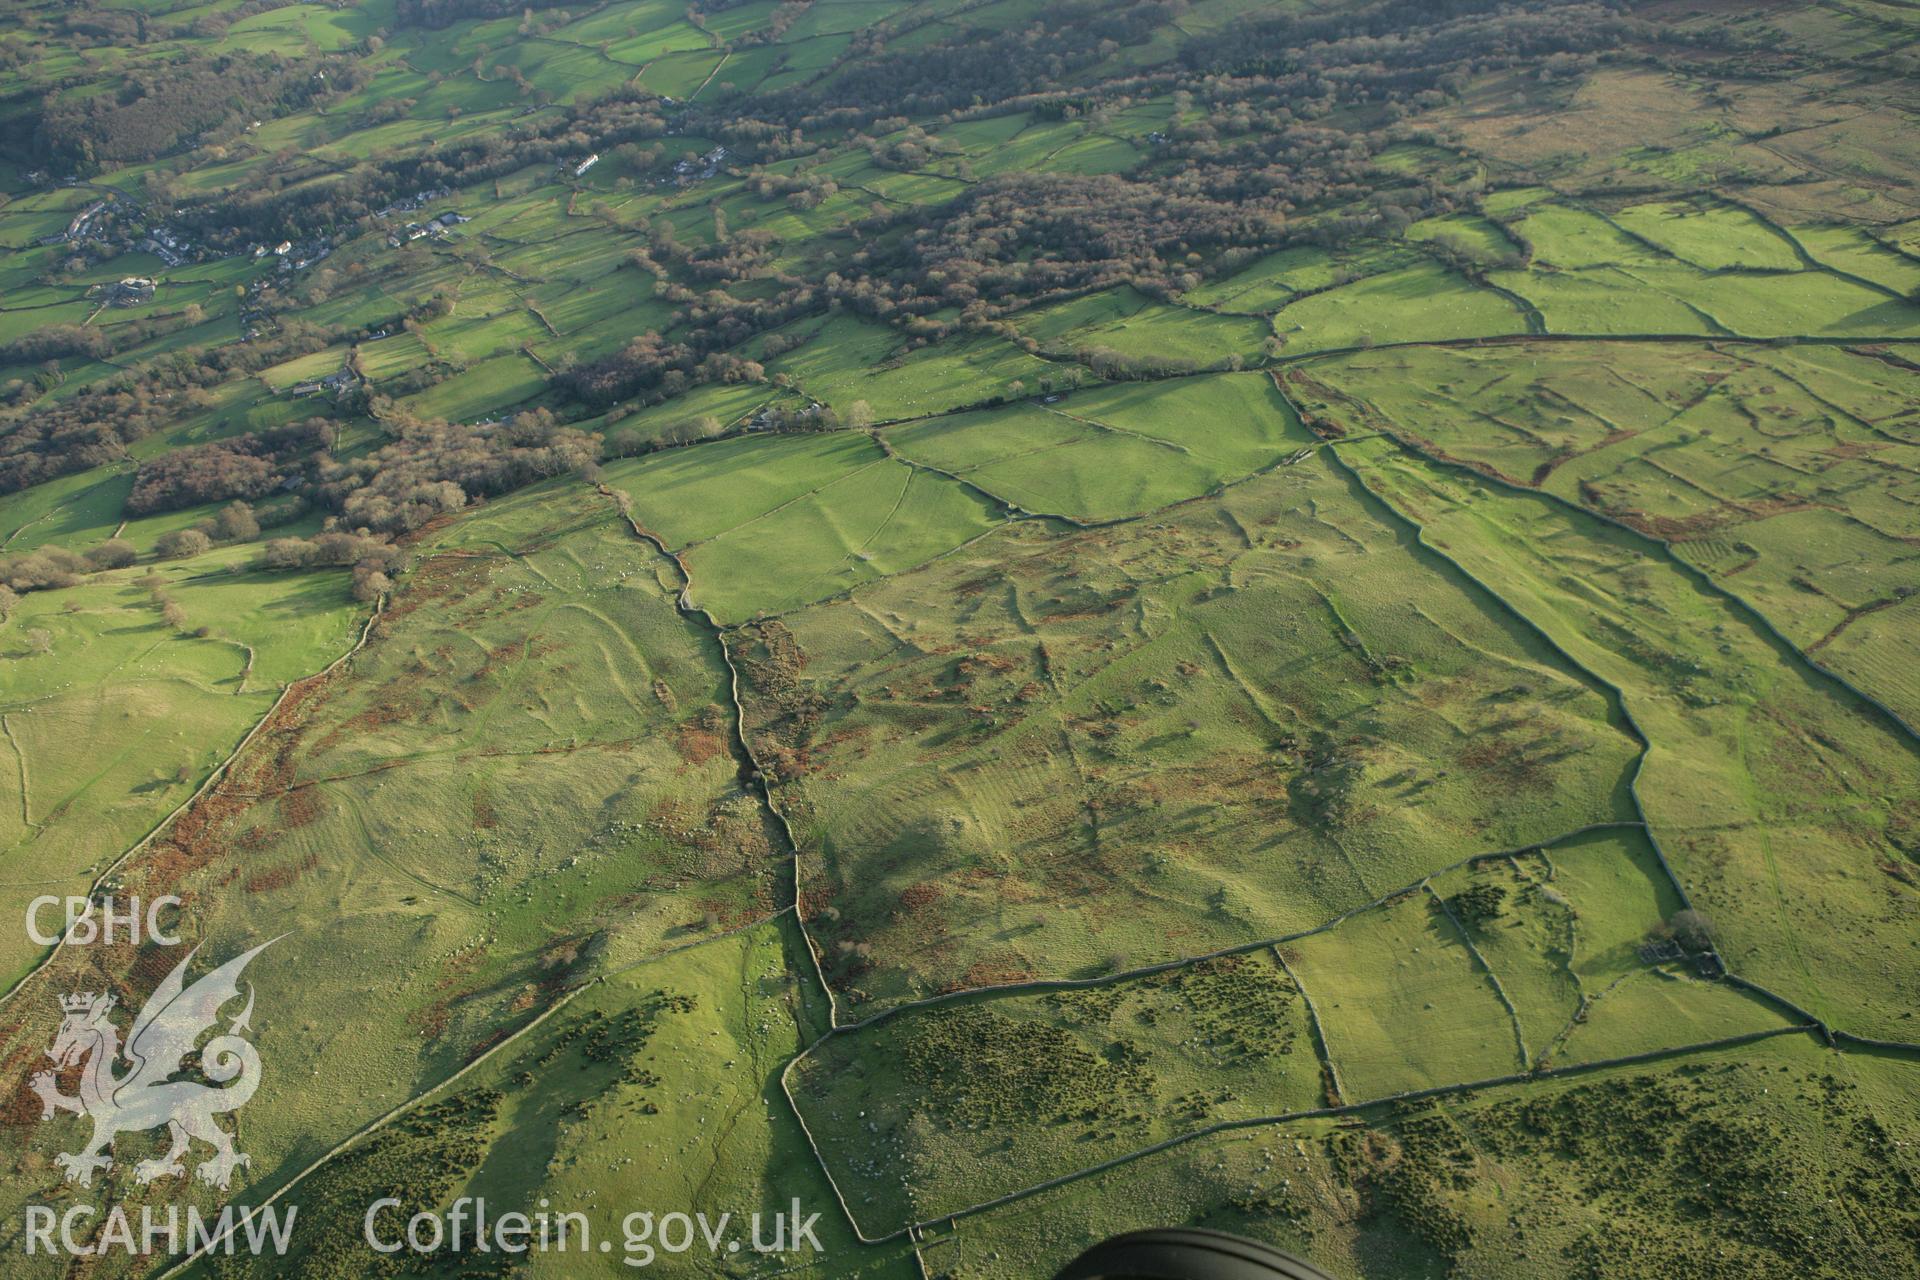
763,314,1061,419
0,558,361,987
886,404,1231,521
604,431,999,620
1180,245,1355,312
1552,966,1795,1065
398,351,549,421
790,951,1324,1234
1429,855,1581,1067
1339,435,1920,1043
1284,888,1523,1101
879,359,1310,521
1052,369,1311,475
1272,261,1533,353
1623,262,1904,337
741,452,1637,1013
1490,264,1719,334
0,465,132,552
1512,202,1661,269
679,459,1000,621
609,432,881,548
1424,828,1797,1070
1612,200,1803,271
1304,341,1920,727
1014,287,1272,366
1407,213,1527,266
1793,223,1920,296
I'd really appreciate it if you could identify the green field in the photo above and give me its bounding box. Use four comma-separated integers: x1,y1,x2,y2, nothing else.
793,951,1324,1234
1335,435,1920,1041
0,0,1916,1275
1015,289,1273,367
739,445,1639,1011
1272,262,1533,353
605,431,1000,621
1300,341,1920,728
0,485,789,1252
0,559,362,987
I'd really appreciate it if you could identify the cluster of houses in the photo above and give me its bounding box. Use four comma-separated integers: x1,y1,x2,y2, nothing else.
746,398,829,431
140,227,191,267
62,200,107,245
385,210,470,247
28,179,215,268
102,276,155,307
671,145,728,185
250,238,333,271
238,279,274,341
372,187,453,221
287,368,358,399
39,197,148,252
371,186,468,249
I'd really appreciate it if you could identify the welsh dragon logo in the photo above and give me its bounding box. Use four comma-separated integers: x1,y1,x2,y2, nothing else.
29,940,275,1191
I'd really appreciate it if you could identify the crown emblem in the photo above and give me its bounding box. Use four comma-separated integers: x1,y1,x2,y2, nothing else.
59,992,100,1013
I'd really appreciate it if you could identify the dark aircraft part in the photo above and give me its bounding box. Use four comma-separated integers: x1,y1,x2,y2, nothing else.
1053,1228,1338,1280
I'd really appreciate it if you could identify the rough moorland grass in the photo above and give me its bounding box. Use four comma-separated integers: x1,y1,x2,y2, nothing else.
792,950,1322,1233
1304,341,1920,727
0,483,782,1235
0,558,361,987
203,916,883,1279
932,1110,1438,1280
1339,435,1920,1041
740,452,1637,1013
942,1033,1920,1280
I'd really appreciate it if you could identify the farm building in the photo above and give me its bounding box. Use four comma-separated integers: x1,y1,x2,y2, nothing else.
105,277,154,306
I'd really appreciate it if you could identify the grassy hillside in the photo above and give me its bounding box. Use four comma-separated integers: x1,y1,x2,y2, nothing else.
0,0,1915,1276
